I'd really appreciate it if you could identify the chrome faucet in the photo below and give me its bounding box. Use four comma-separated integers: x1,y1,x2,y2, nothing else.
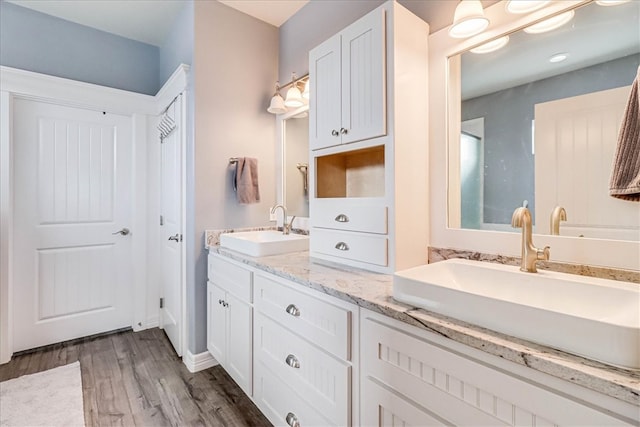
271,205,295,235
550,206,567,236
511,207,550,273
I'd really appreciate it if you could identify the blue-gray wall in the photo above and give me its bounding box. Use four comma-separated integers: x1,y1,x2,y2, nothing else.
462,54,640,225
159,1,194,86
0,1,160,95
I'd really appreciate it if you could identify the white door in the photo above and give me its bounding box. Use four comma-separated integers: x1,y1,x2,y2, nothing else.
13,98,133,352
535,86,639,240
309,34,341,151
159,97,183,356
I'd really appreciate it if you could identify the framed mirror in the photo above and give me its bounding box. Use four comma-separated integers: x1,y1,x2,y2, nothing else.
277,105,309,219
429,0,639,270
448,0,639,241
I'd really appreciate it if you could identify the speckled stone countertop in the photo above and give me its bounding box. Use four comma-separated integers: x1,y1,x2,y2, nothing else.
207,246,640,407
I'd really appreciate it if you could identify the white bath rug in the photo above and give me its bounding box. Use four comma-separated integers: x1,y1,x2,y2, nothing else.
0,361,85,427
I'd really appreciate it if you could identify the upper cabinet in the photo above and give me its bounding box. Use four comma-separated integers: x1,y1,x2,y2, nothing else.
309,8,386,151
309,1,430,274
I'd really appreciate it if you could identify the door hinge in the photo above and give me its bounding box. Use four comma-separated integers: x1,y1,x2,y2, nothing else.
160,298,164,309
160,215,164,226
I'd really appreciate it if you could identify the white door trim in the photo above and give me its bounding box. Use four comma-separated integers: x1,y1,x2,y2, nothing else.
0,64,189,363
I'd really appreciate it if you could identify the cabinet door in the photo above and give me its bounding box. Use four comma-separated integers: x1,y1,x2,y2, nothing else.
309,34,342,151
226,292,253,396
341,7,386,145
207,282,226,365
362,378,445,426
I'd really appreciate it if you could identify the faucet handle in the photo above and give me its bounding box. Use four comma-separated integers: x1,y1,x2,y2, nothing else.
537,246,551,261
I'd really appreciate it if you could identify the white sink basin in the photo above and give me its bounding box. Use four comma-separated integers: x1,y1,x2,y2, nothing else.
393,259,640,369
220,230,309,257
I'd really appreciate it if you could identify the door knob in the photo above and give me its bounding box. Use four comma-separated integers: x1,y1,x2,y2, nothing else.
112,228,130,236
168,234,182,242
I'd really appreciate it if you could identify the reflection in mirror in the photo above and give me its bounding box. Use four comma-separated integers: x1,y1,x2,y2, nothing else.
449,0,640,240
283,107,309,217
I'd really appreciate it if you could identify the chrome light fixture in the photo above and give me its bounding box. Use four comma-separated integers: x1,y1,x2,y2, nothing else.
449,0,490,38
267,82,287,114
505,1,550,14
267,73,309,114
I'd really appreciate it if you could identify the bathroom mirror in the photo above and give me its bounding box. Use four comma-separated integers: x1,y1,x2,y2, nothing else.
448,0,639,241
277,105,309,218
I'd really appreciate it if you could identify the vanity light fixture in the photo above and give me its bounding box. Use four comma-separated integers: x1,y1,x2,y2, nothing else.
523,10,575,34
284,72,304,108
267,73,309,114
267,82,287,114
449,0,490,39
505,1,550,14
549,52,568,63
470,36,510,54
595,0,631,5
302,80,309,99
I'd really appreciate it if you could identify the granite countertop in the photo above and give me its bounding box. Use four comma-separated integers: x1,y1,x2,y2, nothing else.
208,246,640,407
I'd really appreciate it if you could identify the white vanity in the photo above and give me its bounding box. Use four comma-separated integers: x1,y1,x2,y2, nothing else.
206,247,639,426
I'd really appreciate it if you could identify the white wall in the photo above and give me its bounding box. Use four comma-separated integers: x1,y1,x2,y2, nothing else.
190,1,278,353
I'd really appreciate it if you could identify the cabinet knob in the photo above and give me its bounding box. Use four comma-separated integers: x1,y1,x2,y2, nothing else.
340,127,348,135
285,304,300,317
285,354,300,369
334,214,349,223
218,299,223,305
335,241,350,251
331,129,339,136
286,412,300,427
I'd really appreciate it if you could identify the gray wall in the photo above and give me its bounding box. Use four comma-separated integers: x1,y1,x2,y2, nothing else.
159,2,194,86
278,0,498,83
0,1,160,95
462,54,640,225
190,1,278,354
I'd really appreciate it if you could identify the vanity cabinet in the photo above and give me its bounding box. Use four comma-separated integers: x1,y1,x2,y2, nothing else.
309,1,430,273
252,272,358,426
206,254,253,396
309,6,386,151
361,309,636,426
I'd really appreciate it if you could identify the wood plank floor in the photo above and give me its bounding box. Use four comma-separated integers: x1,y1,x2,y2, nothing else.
0,328,272,427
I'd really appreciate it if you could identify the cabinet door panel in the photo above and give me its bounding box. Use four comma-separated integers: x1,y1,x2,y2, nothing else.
341,7,386,144
226,292,253,396
310,35,342,151
362,378,446,426
207,281,226,365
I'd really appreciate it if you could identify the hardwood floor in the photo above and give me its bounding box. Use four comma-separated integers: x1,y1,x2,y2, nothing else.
0,328,272,427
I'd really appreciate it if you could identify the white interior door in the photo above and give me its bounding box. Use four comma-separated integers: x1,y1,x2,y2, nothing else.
159,96,183,356
535,86,639,240
13,98,134,352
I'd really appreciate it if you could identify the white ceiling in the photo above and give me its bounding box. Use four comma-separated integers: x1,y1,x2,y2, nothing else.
5,0,308,47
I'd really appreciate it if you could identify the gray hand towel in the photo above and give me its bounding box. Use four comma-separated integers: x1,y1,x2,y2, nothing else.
609,66,640,201
235,157,260,204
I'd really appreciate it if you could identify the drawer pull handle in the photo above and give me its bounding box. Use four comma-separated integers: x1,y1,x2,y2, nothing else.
335,241,349,251
286,304,300,317
286,412,300,427
334,214,349,223
331,129,339,137
285,354,300,369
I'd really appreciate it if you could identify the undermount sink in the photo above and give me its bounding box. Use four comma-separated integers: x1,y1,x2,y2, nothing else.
219,230,309,257
393,259,640,369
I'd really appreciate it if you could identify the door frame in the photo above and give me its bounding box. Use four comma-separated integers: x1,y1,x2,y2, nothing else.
0,65,190,363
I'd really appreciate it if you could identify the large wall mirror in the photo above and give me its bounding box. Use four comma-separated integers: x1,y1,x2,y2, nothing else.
277,105,309,218
448,0,639,241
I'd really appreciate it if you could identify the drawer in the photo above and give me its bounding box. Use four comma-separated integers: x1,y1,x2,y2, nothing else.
254,312,350,425
207,254,252,302
310,229,388,267
361,315,630,427
254,273,351,360
313,199,387,234
254,361,334,427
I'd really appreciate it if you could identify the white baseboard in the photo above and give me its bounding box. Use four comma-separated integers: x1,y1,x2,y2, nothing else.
183,350,218,373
